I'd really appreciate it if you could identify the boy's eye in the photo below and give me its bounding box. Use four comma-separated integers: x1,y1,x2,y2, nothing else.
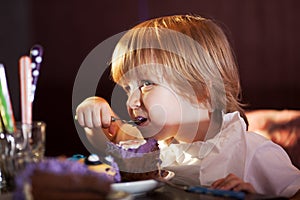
142,80,153,87
140,80,154,92
123,80,154,94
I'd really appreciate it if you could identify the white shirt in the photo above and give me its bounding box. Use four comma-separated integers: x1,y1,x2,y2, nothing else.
160,111,300,197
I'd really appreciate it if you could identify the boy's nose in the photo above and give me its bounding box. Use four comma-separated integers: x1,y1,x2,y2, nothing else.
127,89,141,109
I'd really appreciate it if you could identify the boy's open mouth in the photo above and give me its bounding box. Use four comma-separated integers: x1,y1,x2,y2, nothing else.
134,116,147,125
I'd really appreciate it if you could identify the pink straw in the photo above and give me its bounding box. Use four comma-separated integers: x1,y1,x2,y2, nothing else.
19,56,32,124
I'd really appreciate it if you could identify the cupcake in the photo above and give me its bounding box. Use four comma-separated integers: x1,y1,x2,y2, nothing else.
13,158,115,200
106,138,162,182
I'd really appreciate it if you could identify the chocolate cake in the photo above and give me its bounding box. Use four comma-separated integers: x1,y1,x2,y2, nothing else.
106,138,163,182
13,158,116,200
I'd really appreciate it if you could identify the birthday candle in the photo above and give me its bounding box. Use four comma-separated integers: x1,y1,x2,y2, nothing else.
0,64,16,133
19,57,32,125
30,44,43,102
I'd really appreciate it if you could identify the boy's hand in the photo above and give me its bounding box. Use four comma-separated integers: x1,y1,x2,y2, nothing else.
211,173,256,193
76,96,143,143
76,96,113,129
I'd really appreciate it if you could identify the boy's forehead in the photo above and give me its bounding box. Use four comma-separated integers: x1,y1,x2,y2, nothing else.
117,63,165,82
118,70,163,85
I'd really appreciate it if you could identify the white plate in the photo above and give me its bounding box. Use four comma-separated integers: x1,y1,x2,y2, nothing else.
111,170,175,195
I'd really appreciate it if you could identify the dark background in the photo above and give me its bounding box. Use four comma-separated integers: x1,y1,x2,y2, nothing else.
0,0,299,156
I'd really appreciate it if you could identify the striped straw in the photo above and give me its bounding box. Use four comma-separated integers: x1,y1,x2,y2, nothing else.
0,63,16,133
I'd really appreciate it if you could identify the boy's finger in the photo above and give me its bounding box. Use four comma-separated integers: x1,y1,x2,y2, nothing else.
83,111,93,128
92,109,101,128
211,178,225,188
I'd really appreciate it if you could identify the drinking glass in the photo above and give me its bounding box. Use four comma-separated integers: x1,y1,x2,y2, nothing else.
15,121,46,163
0,121,46,192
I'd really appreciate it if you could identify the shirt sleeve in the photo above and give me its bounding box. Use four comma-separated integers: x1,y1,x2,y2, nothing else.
245,139,300,197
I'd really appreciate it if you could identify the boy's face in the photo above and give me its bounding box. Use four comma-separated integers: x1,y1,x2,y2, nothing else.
120,65,210,141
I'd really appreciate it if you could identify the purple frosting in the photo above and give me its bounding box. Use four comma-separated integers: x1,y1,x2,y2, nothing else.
106,138,161,173
13,158,117,200
107,138,159,155
107,138,160,159
133,138,159,153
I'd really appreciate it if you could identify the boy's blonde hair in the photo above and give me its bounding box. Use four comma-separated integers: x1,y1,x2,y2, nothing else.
111,14,248,125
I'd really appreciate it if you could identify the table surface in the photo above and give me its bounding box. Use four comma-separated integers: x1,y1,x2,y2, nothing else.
0,185,289,200
135,185,289,200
